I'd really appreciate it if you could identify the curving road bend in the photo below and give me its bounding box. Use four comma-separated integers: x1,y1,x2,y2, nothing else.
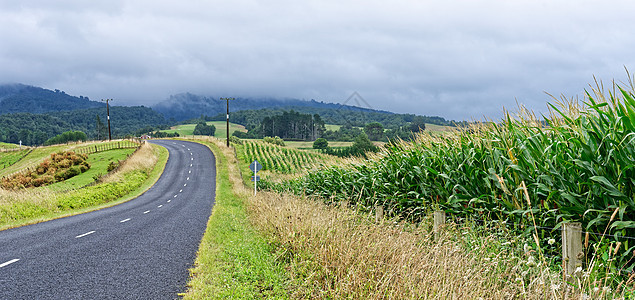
0,140,216,299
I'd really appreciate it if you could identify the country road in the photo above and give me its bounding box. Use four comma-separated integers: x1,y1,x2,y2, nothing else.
0,140,216,299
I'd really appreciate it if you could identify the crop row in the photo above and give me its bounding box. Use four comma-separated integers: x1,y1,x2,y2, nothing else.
0,149,32,170
241,141,328,174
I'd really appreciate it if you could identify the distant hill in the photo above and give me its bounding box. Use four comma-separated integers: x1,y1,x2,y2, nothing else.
153,93,388,122
0,83,167,145
0,84,104,115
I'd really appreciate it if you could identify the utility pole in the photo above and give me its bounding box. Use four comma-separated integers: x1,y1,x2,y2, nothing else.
102,99,113,141
220,97,235,147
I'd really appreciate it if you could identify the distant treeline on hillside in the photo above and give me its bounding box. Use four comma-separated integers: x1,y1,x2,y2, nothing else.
0,106,167,146
208,106,463,129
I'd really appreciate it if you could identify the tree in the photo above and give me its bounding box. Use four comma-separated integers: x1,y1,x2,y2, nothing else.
352,133,377,153
193,122,215,136
408,116,426,132
313,138,329,149
364,122,384,141
96,115,107,140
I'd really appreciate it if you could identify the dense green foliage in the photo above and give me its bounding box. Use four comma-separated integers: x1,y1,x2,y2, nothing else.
0,106,167,145
313,138,328,149
276,82,635,272
321,133,379,158
263,136,285,146
44,131,88,145
363,122,384,141
210,106,460,129
192,122,216,136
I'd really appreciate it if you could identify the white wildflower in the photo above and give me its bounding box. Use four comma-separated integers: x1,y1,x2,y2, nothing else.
548,238,555,245
524,243,532,253
526,256,536,267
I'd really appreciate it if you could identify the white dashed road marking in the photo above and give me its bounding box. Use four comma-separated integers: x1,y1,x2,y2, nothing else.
186,177,189,181
188,170,191,174
184,184,187,187
158,205,163,208
143,210,150,214
0,259,20,268
120,218,131,223
75,231,96,238
174,194,178,198
167,200,171,203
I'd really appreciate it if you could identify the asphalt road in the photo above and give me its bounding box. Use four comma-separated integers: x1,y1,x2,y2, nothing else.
0,140,216,299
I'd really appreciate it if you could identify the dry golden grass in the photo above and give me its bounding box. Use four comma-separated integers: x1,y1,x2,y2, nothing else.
245,190,627,299
101,142,157,183
0,187,56,208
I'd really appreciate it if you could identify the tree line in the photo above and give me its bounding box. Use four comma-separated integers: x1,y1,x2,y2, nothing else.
0,106,168,146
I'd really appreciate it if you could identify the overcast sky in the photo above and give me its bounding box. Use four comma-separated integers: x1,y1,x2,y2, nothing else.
1,1,634,121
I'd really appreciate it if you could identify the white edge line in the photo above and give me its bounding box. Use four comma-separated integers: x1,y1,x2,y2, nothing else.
120,218,131,223
75,231,96,238
0,259,20,268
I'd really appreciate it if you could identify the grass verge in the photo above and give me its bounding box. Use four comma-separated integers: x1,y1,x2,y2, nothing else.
181,137,288,299
0,142,168,231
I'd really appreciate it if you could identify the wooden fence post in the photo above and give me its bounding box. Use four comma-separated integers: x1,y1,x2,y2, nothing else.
433,211,446,239
562,222,583,280
375,205,384,223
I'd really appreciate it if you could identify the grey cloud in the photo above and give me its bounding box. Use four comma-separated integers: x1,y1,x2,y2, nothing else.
1,0,635,120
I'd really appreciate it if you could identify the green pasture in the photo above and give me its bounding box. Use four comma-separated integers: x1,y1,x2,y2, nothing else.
161,121,247,139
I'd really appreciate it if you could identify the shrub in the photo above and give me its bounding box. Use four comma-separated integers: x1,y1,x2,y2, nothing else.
263,136,285,146
313,138,329,149
229,136,243,145
1,151,90,189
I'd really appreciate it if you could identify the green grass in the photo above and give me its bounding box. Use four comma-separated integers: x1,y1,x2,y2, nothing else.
182,139,288,299
161,121,247,139
0,142,19,149
45,148,136,191
0,144,168,231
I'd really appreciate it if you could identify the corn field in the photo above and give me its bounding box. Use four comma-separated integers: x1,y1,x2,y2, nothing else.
0,149,32,170
240,141,332,174
277,79,635,273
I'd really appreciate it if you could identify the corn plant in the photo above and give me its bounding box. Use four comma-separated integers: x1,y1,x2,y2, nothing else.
280,78,635,274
